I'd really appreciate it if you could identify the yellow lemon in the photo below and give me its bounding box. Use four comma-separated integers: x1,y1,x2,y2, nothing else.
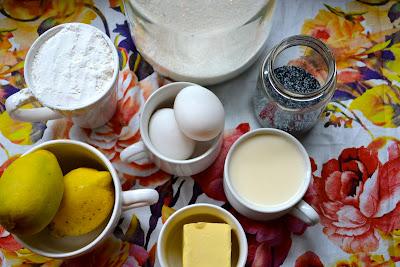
48,167,114,238
0,150,64,236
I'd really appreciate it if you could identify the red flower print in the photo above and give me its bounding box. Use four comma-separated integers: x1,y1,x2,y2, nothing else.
0,225,23,251
128,244,149,266
0,156,23,252
295,251,323,267
306,139,400,253
295,251,394,266
238,212,307,267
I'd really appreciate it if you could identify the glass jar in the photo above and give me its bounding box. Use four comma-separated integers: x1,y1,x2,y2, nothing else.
253,35,337,135
123,0,276,86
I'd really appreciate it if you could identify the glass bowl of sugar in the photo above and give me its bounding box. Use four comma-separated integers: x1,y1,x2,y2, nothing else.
123,0,276,86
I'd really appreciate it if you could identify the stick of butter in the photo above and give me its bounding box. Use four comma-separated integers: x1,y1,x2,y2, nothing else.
182,222,232,267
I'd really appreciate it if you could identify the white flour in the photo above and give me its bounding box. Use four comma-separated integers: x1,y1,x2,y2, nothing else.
127,0,275,85
31,24,114,109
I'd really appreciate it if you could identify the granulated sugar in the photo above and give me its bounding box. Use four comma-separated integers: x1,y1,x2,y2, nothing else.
127,0,274,85
31,24,114,109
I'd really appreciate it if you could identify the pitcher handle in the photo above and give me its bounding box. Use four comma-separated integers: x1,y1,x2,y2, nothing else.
5,88,62,122
289,200,320,226
120,141,150,163
121,189,159,211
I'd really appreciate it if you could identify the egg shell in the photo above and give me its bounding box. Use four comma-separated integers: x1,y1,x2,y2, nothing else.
174,85,225,141
149,108,196,160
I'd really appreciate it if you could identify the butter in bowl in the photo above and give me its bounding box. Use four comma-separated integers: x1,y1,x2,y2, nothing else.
183,222,232,266
157,203,247,267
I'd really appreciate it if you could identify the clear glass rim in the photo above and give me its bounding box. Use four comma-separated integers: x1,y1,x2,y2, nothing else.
261,34,337,101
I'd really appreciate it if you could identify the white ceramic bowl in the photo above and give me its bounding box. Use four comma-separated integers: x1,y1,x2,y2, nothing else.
12,139,158,259
120,82,224,176
157,203,248,267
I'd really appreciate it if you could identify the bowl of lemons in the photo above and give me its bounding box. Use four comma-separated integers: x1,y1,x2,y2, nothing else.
0,139,158,259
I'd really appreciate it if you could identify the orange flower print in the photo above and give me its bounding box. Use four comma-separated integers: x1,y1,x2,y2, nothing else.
0,30,26,86
1,248,61,266
161,205,176,224
109,0,125,13
302,8,368,69
301,6,397,84
0,0,99,54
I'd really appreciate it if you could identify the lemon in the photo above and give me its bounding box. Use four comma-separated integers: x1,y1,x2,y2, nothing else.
48,167,114,238
0,150,64,236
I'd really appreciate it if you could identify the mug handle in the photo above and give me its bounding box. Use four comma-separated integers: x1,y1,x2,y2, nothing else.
120,141,150,163
121,188,159,211
5,88,62,122
289,200,320,226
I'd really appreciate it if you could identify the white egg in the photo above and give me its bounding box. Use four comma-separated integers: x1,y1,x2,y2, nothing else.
149,108,196,160
174,85,225,141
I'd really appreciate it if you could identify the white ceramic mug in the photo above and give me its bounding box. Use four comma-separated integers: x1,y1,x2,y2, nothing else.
5,23,119,129
223,128,319,226
157,203,248,267
13,139,159,259
120,82,223,176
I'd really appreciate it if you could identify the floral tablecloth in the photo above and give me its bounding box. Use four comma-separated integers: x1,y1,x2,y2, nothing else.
1,0,400,266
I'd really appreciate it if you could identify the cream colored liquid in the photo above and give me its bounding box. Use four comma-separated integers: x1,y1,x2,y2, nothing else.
229,134,306,208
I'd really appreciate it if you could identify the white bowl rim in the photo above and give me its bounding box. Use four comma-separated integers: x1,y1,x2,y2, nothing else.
139,82,224,164
156,203,248,267
223,128,312,213
13,139,122,259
